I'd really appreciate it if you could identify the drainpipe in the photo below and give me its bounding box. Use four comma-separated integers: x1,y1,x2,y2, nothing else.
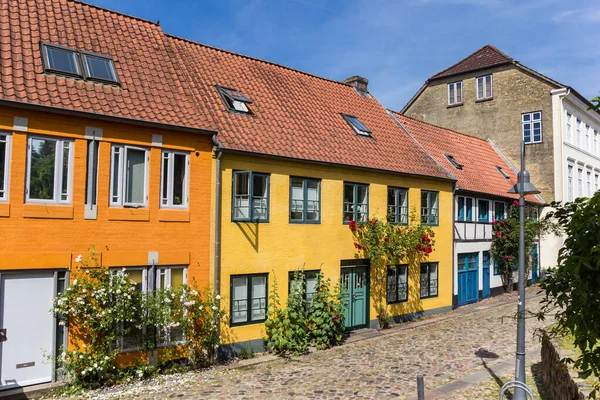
452,184,457,309
212,134,223,357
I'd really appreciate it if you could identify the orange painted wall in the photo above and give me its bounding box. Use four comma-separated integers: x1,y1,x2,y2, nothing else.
0,106,213,287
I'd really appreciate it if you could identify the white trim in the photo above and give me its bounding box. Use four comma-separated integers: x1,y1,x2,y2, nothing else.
447,81,463,105
0,132,11,202
151,134,163,148
84,126,103,141
13,116,28,132
160,150,190,209
476,74,493,100
522,111,543,144
25,135,74,204
110,144,149,207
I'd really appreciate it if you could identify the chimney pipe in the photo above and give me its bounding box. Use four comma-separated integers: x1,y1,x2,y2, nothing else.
344,75,369,93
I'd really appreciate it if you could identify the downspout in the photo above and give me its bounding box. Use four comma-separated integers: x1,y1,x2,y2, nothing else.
212,134,223,357
452,183,457,309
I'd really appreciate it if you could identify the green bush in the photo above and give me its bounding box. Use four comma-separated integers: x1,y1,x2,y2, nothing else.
307,274,346,349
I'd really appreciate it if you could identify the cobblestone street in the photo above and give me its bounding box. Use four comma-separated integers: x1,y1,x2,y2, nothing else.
70,294,552,400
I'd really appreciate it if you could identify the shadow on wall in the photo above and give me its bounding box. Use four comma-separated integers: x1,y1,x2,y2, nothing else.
235,222,259,252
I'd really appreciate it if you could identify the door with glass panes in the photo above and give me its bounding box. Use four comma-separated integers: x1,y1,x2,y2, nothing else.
340,261,369,329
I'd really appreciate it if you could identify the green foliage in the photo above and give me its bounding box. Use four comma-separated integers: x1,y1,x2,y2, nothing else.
490,202,556,292
590,95,600,112
238,342,255,360
52,248,225,392
540,196,600,397
263,271,346,355
376,303,391,325
307,274,346,349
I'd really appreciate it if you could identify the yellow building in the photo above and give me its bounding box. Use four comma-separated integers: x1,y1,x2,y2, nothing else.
169,37,456,350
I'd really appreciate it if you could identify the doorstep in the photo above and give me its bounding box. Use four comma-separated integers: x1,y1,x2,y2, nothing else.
0,381,63,400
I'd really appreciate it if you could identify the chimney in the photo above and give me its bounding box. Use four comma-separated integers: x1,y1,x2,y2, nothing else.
344,75,369,93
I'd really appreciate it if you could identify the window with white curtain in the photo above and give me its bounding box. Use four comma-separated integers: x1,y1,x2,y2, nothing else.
290,177,320,223
448,81,463,105
110,145,148,207
26,135,73,204
476,75,492,100
230,274,268,326
161,151,189,208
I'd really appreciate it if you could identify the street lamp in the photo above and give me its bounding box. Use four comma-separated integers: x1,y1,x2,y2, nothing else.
507,141,540,399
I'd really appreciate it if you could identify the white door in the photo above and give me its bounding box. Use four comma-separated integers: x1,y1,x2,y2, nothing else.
0,272,55,388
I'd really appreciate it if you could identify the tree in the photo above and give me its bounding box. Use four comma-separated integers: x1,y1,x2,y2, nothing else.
590,94,600,112
540,195,600,397
490,201,555,292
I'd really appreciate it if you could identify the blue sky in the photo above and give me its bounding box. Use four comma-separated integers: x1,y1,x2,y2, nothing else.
90,0,599,111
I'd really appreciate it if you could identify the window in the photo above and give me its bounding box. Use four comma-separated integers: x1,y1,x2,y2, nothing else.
387,265,408,303
230,274,268,326
576,120,582,147
82,53,118,82
458,253,477,272
595,131,599,156
522,112,542,144
41,44,81,76
26,136,73,204
110,145,149,207
156,266,187,347
448,81,462,105
420,263,438,299
444,154,463,170
343,183,369,223
495,165,510,179
457,196,473,221
595,173,599,193
290,177,320,223
566,113,572,143
494,202,505,220
232,171,269,222
478,199,489,222
0,133,10,201
85,139,100,219
421,190,439,226
161,151,189,208
587,170,592,197
567,164,574,202
483,251,490,274
216,86,253,114
476,75,492,100
387,187,408,225
113,268,147,352
493,256,500,275
288,270,319,310
342,114,372,136
578,167,583,198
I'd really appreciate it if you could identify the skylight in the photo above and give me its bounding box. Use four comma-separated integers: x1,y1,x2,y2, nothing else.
82,53,118,82
495,165,510,179
217,86,253,114
342,114,372,136
42,44,81,76
41,43,120,84
444,154,463,170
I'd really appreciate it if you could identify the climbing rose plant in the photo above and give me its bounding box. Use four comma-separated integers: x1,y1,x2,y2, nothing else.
51,249,225,391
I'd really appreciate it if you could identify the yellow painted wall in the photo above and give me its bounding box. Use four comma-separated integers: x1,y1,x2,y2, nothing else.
0,106,213,287
215,153,454,345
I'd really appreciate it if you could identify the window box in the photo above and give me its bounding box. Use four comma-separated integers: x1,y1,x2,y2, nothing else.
421,190,439,226
387,187,408,225
26,136,73,204
290,177,321,223
232,171,270,222
110,145,149,208
420,263,438,299
343,182,369,223
230,274,268,326
387,265,408,304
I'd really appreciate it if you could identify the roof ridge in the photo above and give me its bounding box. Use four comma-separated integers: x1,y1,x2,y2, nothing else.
390,111,496,146
429,44,513,80
70,0,160,26
165,33,354,89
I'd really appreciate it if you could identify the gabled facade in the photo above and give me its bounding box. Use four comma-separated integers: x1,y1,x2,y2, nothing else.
0,0,215,389
401,44,600,270
390,112,543,306
167,36,457,351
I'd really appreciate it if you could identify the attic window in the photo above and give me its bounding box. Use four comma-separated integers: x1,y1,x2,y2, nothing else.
342,114,372,136
82,53,118,83
42,44,81,76
217,86,253,114
444,154,463,170
495,165,510,179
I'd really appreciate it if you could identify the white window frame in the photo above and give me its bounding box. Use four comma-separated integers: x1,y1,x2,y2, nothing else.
160,150,190,209
476,75,493,100
112,267,148,353
577,167,583,198
110,144,149,207
566,112,572,143
156,266,188,347
26,135,74,204
576,119,582,147
0,132,11,202
595,172,599,193
567,163,574,202
448,81,463,105
522,112,542,144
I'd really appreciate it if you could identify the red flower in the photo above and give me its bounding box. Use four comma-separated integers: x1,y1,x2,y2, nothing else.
495,232,502,237
333,315,340,323
513,200,519,206
384,238,390,243
349,220,357,232
492,220,497,225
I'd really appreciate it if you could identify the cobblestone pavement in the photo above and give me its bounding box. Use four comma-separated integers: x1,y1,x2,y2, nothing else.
69,295,552,400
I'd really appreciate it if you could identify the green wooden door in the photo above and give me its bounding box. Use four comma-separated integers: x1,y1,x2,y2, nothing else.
341,265,369,329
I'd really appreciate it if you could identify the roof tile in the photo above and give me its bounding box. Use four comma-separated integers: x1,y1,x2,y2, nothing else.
430,45,513,80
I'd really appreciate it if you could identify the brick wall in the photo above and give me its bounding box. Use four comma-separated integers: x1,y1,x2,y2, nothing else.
541,335,588,400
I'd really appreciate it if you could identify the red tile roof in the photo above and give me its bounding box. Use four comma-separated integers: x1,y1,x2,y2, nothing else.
430,45,513,80
0,0,213,132
391,112,544,203
166,35,453,180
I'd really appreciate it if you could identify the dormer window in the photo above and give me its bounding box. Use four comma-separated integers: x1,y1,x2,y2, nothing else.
217,86,253,114
42,44,81,76
495,165,510,179
444,154,463,170
82,53,118,83
342,114,372,136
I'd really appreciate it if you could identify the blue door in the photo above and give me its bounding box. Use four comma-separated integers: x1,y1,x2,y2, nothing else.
458,253,479,306
482,252,491,299
340,261,369,329
531,244,539,283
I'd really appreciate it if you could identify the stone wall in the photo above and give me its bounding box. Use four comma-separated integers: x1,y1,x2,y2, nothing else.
541,335,587,400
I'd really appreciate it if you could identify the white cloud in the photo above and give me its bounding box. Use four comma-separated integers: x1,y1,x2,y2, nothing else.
552,8,600,22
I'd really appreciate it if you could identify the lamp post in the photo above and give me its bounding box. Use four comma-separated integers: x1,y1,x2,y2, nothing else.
508,141,540,399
